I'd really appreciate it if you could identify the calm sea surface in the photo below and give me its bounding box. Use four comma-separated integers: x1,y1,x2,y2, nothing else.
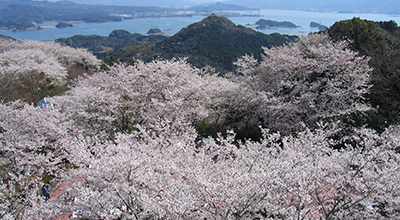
1,9,399,41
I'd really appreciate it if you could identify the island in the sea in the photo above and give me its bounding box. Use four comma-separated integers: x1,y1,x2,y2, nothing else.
56,22,74,28
0,0,262,32
255,19,299,29
310,21,328,30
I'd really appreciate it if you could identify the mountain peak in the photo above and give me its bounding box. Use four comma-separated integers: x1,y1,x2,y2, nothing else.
188,13,237,29
96,15,296,72
201,13,236,25
153,15,296,71
172,14,246,41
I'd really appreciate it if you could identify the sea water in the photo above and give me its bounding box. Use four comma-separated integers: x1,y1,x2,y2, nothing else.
0,9,399,41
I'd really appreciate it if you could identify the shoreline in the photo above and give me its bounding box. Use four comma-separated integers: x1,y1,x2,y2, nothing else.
40,26,56,29
0,9,399,41
6,20,86,33
1,9,398,33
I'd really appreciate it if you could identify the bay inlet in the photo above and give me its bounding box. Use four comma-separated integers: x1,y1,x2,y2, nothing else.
0,9,399,41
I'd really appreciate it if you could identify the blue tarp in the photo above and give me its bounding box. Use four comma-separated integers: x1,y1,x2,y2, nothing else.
37,98,53,108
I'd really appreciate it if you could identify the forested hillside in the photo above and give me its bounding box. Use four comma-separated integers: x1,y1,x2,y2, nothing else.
1,17,400,219
96,14,297,72
328,18,400,132
56,30,167,53
0,0,172,31
0,3,121,31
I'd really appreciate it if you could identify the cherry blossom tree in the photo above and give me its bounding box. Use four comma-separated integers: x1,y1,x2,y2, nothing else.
235,33,373,135
0,101,73,219
0,39,100,83
0,48,67,83
50,59,240,140
2,104,399,219
48,120,399,219
0,38,101,104
1,35,398,220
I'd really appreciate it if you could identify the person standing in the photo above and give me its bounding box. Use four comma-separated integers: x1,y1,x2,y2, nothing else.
42,184,50,201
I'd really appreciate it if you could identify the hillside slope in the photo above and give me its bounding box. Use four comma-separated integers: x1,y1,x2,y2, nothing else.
328,18,400,131
97,14,297,72
56,30,167,53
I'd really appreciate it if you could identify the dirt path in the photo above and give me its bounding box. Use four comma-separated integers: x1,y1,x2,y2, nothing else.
49,182,74,220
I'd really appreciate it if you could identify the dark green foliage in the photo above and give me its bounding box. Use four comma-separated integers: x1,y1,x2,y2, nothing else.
256,24,268,30
0,3,122,31
56,35,112,52
55,31,167,53
0,0,175,31
98,15,297,72
328,17,400,131
147,28,162,34
378,20,399,32
256,19,298,28
41,172,55,184
0,62,94,104
0,0,173,14
55,22,73,28
0,4,47,30
108,29,132,39
0,71,68,104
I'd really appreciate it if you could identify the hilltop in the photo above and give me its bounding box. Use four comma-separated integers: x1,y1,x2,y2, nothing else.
95,14,297,72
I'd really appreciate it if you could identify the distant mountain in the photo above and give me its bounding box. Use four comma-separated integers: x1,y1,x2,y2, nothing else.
96,14,297,72
0,0,86,9
45,0,189,7
188,2,251,12
0,3,122,31
0,0,173,12
0,0,173,31
7,0,399,14
228,0,400,14
40,0,400,14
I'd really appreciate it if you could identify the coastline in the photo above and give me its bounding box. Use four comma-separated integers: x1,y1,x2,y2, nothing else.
40,26,56,29
0,9,399,42
6,20,86,33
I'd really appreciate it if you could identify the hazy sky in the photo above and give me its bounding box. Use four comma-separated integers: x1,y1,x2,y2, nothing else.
44,0,400,13
46,0,219,7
